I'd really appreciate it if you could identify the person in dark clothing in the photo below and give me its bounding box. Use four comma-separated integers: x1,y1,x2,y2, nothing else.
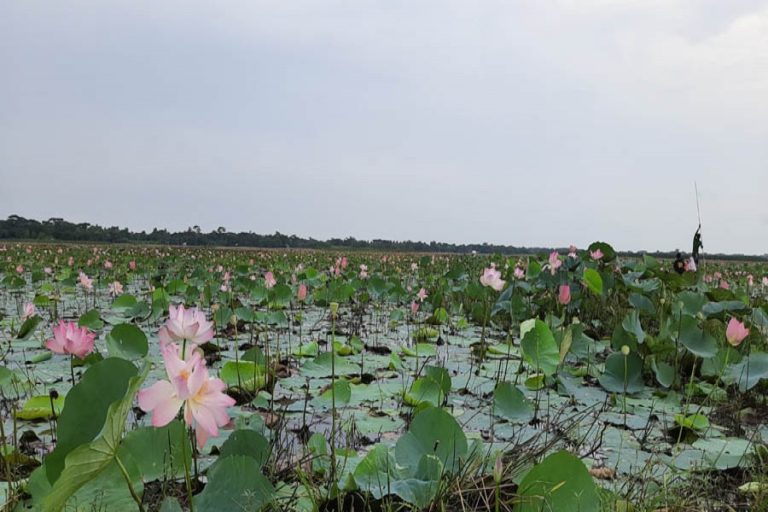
673,251,686,274
692,225,703,265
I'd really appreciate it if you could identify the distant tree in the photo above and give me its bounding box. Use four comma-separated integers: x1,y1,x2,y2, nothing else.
0,215,764,261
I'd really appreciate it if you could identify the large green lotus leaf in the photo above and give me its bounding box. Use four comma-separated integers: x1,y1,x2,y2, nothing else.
702,300,749,317
216,429,270,468
311,379,352,409
598,352,644,394
16,315,42,339
192,455,275,512
45,358,138,484
751,307,768,328
388,455,443,508
730,352,768,392
628,293,656,315
353,444,402,500
402,343,438,358
105,323,148,360
77,309,104,331
621,310,645,344
292,341,319,357
301,352,360,377
692,437,753,470
582,268,603,295
353,445,441,508
67,456,143,512
269,283,293,305
220,361,267,392
41,363,148,511
651,359,675,388
110,294,138,314
678,315,718,358
424,365,451,395
118,420,191,481
676,291,707,316
0,366,31,395
515,450,599,512
395,406,467,475
403,376,444,408
493,382,534,424
520,319,559,376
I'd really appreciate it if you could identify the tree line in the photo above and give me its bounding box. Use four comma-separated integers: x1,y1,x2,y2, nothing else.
0,215,764,261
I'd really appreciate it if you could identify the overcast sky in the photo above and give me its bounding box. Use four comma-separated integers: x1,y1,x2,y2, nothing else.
1,1,766,254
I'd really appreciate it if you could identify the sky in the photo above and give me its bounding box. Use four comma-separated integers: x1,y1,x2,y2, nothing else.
1,0,766,254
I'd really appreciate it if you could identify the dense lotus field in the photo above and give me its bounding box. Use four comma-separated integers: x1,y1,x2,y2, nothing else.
1,242,767,511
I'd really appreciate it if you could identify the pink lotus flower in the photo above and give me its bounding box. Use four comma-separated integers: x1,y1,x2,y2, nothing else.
159,304,214,348
297,283,308,301
45,320,96,359
264,271,276,289
129,260,137,270
480,267,506,291
725,318,749,347
590,249,604,261
568,245,578,259
558,284,571,305
763,276,768,287
138,343,235,448
68,256,74,267
359,264,369,279
719,280,730,290
546,252,562,275
104,260,113,270
747,275,754,287
78,272,93,291
416,287,428,302
411,300,420,315
411,263,418,272
44,267,52,275
109,281,123,296
513,267,525,279
340,256,348,269
15,265,24,274
21,302,36,321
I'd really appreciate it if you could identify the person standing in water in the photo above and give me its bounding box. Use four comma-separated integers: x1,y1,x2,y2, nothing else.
692,224,703,265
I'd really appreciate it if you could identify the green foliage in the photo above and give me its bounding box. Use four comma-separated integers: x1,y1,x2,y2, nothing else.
192,455,275,511
516,450,599,512
44,358,139,484
520,319,559,376
105,324,148,360
41,362,149,511
493,381,534,423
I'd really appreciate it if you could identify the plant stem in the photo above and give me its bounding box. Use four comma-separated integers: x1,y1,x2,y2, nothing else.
115,453,146,512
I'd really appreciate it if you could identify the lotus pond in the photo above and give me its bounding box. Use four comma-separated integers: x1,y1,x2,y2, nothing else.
1,242,767,511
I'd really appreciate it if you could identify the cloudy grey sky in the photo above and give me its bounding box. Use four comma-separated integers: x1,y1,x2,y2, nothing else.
1,1,766,254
